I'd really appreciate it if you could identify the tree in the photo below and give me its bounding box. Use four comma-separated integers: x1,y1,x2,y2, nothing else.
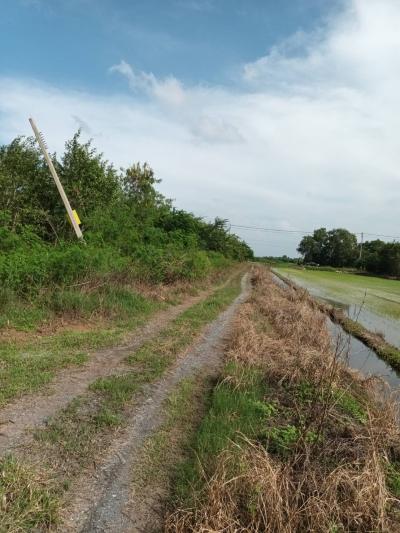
380,243,400,277
360,240,386,273
297,228,329,264
123,162,164,208
326,228,358,267
297,227,358,267
0,136,58,238
59,131,120,220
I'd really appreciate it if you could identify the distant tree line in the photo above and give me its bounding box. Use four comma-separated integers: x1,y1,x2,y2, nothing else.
297,228,400,277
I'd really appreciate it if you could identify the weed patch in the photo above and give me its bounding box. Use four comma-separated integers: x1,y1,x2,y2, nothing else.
0,455,59,532
167,267,400,532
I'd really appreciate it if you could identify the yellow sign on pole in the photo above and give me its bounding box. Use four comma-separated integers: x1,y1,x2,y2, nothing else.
72,209,81,226
66,209,82,227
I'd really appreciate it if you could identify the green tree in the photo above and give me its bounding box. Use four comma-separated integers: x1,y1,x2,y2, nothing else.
360,240,386,273
297,228,329,264
58,131,120,222
298,227,358,267
326,228,358,267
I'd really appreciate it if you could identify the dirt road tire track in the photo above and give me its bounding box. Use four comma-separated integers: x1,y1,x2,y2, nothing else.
61,273,250,532
0,277,237,456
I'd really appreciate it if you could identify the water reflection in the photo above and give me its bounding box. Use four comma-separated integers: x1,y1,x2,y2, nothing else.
328,319,400,389
276,273,400,349
271,272,400,389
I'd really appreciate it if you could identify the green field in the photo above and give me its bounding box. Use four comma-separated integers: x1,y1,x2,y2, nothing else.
274,266,400,320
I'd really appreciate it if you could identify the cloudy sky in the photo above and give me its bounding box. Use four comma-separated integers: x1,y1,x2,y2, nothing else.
1,0,399,256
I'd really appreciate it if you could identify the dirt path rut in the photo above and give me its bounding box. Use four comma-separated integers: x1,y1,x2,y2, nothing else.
61,273,251,532
0,286,223,456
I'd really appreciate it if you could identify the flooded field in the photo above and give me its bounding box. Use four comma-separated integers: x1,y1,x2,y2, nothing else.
274,267,400,349
271,271,400,389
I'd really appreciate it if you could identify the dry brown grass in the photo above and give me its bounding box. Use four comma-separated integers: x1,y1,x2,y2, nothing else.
167,266,400,532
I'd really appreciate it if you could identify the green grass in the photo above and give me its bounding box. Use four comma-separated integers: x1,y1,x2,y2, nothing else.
0,291,161,407
172,361,274,504
0,455,59,532
0,275,243,530
333,388,367,424
294,381,367,424
386,462,400,498
135,376,210,490
33,276,242,478
0,285,161,332
275,266,400,320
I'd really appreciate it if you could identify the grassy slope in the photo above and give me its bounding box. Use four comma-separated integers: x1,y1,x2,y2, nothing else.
275,265,400,319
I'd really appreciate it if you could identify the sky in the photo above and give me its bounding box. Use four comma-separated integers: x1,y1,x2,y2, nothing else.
1,0,399,256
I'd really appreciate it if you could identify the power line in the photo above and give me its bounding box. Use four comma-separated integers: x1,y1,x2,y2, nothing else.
230,224,313,234
363,232,400,240
229,223,400,241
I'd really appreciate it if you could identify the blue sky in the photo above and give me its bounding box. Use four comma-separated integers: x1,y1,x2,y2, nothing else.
1,0,399,256
1,0,333,91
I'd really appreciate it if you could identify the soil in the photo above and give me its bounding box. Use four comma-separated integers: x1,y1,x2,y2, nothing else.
59,273,251,532
0,285,223,456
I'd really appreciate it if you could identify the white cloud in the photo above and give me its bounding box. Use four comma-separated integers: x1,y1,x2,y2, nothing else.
2,0,400,256
110,60,186,107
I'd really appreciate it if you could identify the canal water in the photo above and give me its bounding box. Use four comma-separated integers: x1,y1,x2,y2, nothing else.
271,273,400,389
273,271,400,349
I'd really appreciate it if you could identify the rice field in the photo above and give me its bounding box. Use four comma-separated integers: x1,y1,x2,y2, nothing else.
274,266,400,320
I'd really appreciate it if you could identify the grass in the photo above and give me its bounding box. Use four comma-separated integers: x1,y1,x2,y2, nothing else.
0,285,161,331
172,361,274,504
0,266,242,407
0,275,246,532
0,455,59,532
134,375,212,492
0,291,160,406
35,277,242,468
275,265,400,319
166,266,400,532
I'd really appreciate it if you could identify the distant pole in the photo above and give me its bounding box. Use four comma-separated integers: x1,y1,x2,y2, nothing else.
29,117,84,241
359,232,364,261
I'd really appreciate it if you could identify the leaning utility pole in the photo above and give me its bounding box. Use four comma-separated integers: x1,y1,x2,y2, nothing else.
359,231,364,261
29,117,84,241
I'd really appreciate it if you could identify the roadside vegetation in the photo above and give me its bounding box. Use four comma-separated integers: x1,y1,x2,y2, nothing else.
0,132,252,333
0,131,252,408
166,267,400,532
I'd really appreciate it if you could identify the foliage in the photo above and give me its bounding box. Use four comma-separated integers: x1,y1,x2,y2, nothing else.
297,227,358,267
297,227,400,276
361,239,400,277
0,131,253,298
